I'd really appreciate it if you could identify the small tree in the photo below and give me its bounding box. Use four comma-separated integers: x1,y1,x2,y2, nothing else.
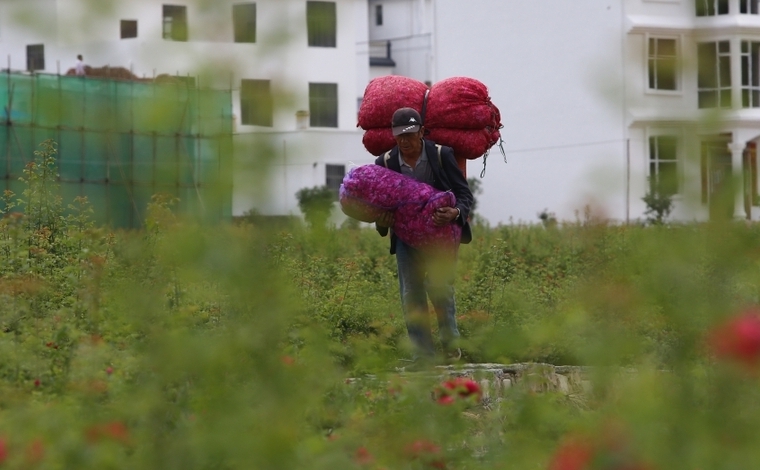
538,208,558,229
642,177,674,226
296,185,335,229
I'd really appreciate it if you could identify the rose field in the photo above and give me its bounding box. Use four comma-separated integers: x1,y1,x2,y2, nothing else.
2,143,760,469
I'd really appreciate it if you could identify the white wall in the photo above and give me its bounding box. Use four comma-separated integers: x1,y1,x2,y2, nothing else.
233,129,368,217
433,0,628,224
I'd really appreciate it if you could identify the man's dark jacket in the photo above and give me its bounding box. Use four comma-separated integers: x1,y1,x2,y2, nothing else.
374,139,473,255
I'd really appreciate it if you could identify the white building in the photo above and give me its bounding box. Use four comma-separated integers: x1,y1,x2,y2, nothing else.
370,0,760,223
0,0,370,222
3,0,760,225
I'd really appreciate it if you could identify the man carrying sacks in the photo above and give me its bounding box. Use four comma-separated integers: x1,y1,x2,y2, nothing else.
374,107,473,364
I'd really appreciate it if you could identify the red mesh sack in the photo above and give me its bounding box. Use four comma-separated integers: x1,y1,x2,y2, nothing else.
427,128,501,161
357,76,428,129
362,128,397,157
339,165,461,253
426,77,500,130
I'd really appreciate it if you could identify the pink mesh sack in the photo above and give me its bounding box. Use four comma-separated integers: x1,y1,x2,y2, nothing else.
339,165,462,252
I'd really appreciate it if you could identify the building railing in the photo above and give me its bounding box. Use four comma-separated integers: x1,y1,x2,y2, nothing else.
369,40,395,67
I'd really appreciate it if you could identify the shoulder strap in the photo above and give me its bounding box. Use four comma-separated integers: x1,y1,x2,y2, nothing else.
383,150,392,168
436,144,442,167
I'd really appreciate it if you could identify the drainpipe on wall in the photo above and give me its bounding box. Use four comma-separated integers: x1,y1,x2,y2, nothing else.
729,142,747,220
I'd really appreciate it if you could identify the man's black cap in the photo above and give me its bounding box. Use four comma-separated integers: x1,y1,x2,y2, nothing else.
391,107,422,136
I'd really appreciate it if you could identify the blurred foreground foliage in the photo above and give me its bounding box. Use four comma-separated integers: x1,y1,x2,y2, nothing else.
2,142,760,468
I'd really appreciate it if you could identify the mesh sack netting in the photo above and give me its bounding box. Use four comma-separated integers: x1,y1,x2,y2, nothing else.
358,75,502,167
339,165,462,252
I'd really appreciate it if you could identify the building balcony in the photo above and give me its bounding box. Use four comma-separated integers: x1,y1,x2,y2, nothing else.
368,40,395,67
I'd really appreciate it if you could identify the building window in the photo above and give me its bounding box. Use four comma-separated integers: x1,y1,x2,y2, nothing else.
26,44,44,72
325,164,345,196
742,41,760,107
233,3,256,43
697,0,729,15
649,135,679,196
648,38,678,91
163,5,188,41
741,0,760,13
307,1,336,48
121,20,138,39
240,79,273,126
375,4,383,26
698,41,732,109
309,83,338,128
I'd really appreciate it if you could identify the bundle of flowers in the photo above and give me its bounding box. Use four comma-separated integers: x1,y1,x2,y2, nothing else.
357,75,502,170
339,164,462,252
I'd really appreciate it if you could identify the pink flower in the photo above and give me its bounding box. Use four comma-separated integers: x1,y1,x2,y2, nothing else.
105,367,114,375
709,308,760,367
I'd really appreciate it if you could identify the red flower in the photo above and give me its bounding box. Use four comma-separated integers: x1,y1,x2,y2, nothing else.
105,367,114,375
435,377,482,404
25,439,44,464
709,308,760,367
548,437,594,470
405,440,445,468
405,439,441,457
354,446,374,465
436,395,455,406
34,379,41,388
0,438,7,464
86,421,130,445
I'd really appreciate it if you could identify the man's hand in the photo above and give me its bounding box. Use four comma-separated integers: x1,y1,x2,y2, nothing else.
375,211,395,228
432,207,459,226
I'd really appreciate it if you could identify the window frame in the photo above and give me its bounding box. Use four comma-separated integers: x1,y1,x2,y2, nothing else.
696,0,730,16
306,1,337,48
233,3,257,43
741,0,760,14
162,5,188,42
240,79,273,127
26,44,44,72
648,133,681,197
698,40,732,109
325,164,345,197
121,20,138,39
741,40,760,107
309,82,338,128
375,4,383,26
646,34,681,94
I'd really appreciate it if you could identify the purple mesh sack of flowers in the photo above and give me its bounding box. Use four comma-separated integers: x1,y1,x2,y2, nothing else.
339,165,462,252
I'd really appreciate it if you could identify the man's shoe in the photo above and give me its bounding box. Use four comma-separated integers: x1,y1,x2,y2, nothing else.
445,347,462,362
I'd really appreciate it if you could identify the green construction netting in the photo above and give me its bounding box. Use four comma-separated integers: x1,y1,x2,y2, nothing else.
0,72,232,228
